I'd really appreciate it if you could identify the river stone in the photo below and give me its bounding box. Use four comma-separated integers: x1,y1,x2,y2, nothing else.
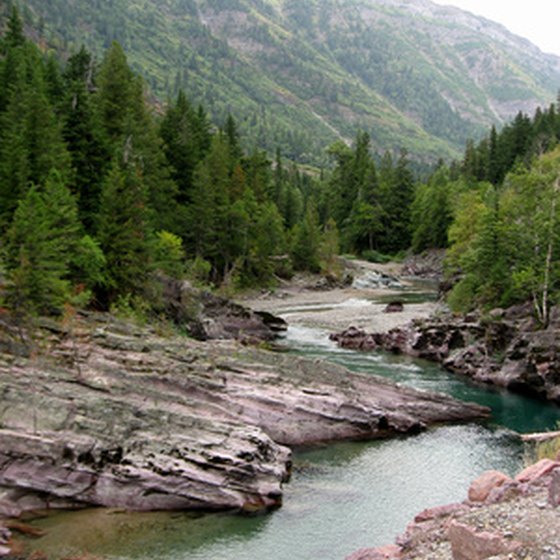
414,502,468,522
448,521,522,560
548,469,560,507
468,470,513,502
515,458,560,484
345,544,401,559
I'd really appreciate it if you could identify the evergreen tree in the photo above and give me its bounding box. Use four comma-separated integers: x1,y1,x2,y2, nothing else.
160,90,210,206
5,172,82,315
2,7,25,53
95,41,135,144
379,150,414,253
410,166,453,253
96,157,152,305
291,201,321,272
0,37,69,229
62,46,109,231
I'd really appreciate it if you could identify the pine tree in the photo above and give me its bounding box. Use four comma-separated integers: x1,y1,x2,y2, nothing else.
62,46,109,231
95,41,135,144
291,201,321,272
5,172,82,315
0,37,69,229
96,157,152,304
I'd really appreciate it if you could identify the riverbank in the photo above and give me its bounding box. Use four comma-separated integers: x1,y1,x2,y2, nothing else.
331,305,560,404
0,305,488,558
347,457,560,559
239,259,439,334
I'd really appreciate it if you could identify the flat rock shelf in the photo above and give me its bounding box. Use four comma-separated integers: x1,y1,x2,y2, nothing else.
0,312,488,526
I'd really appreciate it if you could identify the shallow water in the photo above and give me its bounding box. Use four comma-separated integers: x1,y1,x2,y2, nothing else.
26,316,560,560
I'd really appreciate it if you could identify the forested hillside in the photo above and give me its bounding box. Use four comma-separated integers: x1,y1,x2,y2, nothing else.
3,4,560,325
6,0,560,164
0,8,421,318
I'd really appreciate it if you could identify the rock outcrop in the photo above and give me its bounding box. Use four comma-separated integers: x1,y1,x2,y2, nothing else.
0,312,488,527
331,306,560,403
158,276,287,342
346,458,560,559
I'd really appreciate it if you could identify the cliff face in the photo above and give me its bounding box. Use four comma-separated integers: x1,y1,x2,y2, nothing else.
0,312,488,522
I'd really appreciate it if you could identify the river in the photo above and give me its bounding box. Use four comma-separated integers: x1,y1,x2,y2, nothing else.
25,294,560,560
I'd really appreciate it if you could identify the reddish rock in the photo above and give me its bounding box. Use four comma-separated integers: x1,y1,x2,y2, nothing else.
515,458,560,483
468,470,513,502
549,469,560,507
414,502,468,523
448,521,522,560
345,544,401,560
485,480,522,504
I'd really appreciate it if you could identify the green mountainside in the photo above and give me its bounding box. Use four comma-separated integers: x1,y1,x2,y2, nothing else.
8,0,560,163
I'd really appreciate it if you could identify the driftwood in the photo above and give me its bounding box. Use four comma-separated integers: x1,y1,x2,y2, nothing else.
520,430,560,443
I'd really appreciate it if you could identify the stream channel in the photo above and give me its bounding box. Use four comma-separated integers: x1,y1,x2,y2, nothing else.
26,287,560,560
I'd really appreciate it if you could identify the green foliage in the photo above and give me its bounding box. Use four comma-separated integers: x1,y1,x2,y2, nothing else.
4,172,82,315
12,0,560,164
71,234,107,291
187,256,212,286
153,230,185,278
290,202,321,272
360,250,392,264
410,166,453,253
96,158,151,304
319,218,341,276
446,148,560,321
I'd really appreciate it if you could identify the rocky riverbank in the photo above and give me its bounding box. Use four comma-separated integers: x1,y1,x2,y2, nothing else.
331,303,560,404
239,259,438,334
0,307,488,558
346,457,560,559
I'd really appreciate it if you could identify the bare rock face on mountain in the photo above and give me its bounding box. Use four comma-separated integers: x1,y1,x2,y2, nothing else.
0,313,488,521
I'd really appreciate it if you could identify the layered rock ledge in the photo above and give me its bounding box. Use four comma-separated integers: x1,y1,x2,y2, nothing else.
331,305,560,403
0,311,488,527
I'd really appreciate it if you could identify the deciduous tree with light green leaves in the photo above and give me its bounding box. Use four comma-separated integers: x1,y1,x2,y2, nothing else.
502,148,560,327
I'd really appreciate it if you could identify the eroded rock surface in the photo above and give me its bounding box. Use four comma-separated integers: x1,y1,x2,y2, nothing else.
159,276,287,341
332,306,560,403
0,313,488,521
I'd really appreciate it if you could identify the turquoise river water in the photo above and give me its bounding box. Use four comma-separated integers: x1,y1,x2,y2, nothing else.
25,317,560,560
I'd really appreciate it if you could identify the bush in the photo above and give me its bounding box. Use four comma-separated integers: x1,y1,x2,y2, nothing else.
360,249,392,264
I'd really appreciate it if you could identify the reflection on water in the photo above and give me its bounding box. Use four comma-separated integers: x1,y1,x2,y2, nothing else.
26,324,560,560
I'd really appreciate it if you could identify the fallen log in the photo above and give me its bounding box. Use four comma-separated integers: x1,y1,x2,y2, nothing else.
520,430,560,442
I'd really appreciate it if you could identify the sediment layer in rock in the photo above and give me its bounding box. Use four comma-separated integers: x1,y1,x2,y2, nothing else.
0,313,488,521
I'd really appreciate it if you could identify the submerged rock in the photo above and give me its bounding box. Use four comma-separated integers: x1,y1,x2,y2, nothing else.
0,314,488,518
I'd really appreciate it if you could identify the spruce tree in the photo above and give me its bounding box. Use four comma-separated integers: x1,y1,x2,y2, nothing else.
62,46,109,231
96,157,152,305
5,172,81,315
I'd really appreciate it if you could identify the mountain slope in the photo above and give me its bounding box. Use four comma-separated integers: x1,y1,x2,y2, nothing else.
10,0,560,163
